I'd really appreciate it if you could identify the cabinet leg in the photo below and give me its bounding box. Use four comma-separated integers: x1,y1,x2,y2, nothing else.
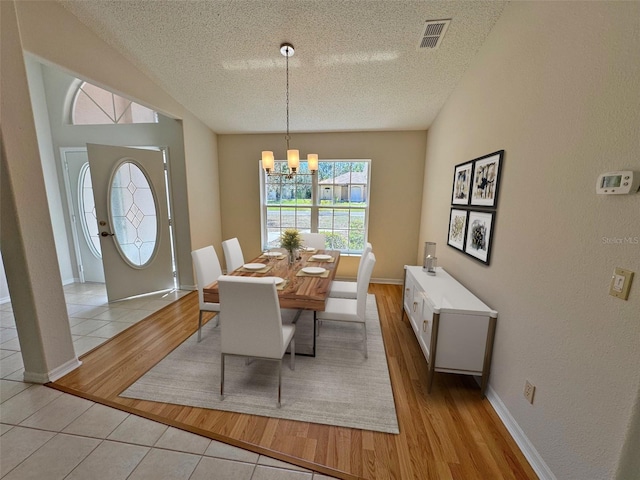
426,366,435,393
480,316,497,398
426,313,440,394
401,268,407,321
480,373,489,398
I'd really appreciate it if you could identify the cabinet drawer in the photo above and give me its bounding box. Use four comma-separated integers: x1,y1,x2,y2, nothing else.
420,295,435,360
403,276,415,315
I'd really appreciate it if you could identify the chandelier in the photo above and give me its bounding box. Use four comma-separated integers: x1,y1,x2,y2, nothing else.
261,43,318,179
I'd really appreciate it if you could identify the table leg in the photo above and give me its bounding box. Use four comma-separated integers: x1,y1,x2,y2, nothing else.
291,309,303,324
286,310,317,358
312,311,317,357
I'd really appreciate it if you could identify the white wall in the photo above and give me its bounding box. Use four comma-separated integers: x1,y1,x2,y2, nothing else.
3,0,222,379
32,61,192,288
24,58,75,284
1,0,78,381
15,1,223,287
419,2,640,479
0,254,10,304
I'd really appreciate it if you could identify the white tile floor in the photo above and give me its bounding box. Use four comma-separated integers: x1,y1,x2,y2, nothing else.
0,283,338,479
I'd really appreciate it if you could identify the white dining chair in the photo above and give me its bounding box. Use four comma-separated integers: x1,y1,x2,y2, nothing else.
222,237,245,272
191,246,222,342
329,242,373,299
317,252,376,358
301,232,326,250
218,275,295,407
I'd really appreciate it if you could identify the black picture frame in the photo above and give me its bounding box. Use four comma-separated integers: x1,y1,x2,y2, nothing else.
451,160,474,205
470,150,504,208
464,210,495,265
447,208,468,251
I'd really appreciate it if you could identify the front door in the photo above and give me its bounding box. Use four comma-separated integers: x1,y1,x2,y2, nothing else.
87,144,174,301
61,148,105,283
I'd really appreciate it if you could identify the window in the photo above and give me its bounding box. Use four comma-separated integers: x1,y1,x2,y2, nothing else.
261,160,370,253
109,161,159,268
72,81,157,125
78,162,101,258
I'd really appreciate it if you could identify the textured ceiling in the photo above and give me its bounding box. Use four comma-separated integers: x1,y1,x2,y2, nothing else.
59,1,506,134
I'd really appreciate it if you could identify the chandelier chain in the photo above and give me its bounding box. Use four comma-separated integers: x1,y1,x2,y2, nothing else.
285,46,290,150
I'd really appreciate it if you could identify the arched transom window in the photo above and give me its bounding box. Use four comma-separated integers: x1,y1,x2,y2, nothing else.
72,81,157,125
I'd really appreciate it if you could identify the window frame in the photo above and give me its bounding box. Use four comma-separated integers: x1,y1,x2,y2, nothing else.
259,159,371,254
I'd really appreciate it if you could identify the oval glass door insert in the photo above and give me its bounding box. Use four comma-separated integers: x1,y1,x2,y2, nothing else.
109,160,159,267
78,162,102,258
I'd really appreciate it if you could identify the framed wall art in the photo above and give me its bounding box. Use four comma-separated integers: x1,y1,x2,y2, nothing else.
464,210,494,265
447,209,468,251
470,150,504,208
451,161,474,205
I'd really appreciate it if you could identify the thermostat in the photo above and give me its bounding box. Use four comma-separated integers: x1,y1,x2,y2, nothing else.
596,171,640,194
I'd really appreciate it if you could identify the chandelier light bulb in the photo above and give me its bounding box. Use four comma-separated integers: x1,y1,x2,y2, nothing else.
261,151,274,171
287,149,300,171
307,154,318,172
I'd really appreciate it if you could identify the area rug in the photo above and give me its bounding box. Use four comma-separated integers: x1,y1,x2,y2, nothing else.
121,294,399,434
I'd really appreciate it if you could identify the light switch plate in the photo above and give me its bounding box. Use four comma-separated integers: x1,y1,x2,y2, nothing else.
609,267,634,300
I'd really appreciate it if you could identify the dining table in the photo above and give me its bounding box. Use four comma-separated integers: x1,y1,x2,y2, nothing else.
203,248,341,356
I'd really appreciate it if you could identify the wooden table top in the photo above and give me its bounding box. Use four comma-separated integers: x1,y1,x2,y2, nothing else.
203,250,341,311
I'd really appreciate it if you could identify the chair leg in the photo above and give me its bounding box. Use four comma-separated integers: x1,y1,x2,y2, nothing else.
197,311,203,342
363,322,368,359
290,339,295,370
277,360,282,408
220,353,225,400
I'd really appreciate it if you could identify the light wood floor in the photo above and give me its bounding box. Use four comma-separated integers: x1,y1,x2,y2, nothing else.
49,283,537,480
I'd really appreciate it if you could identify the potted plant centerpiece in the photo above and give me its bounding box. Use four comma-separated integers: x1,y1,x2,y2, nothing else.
280,228,302,265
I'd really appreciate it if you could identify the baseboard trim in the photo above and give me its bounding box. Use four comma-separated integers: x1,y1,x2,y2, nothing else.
24,357,82,384
371,277,403,285
485,384,557,480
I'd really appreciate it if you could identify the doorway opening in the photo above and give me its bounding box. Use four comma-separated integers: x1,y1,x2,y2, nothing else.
61,146,177,300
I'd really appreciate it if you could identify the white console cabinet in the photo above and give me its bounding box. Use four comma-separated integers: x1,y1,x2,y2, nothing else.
403,266,498,396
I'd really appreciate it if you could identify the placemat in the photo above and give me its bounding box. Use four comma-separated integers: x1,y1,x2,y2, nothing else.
296,269,330,278
307,257,336,263
239,265,272,274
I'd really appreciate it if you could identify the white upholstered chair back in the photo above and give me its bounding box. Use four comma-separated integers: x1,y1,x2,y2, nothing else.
328,243,373,300
301,232,326,250
191,246,222,341
356,252,376,320
191,246,222,311
356,243,373,279
222,237,245,272
218,276,284,359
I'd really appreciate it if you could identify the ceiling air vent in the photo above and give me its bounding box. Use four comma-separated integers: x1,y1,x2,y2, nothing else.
418,19,451,50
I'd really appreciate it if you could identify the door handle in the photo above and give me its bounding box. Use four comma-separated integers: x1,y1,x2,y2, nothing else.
100,231,115,237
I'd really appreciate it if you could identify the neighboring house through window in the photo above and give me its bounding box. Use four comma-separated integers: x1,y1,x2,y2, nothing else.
261,160,370,254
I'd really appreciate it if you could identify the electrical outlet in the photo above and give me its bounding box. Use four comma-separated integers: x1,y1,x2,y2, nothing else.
524,380,535,404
